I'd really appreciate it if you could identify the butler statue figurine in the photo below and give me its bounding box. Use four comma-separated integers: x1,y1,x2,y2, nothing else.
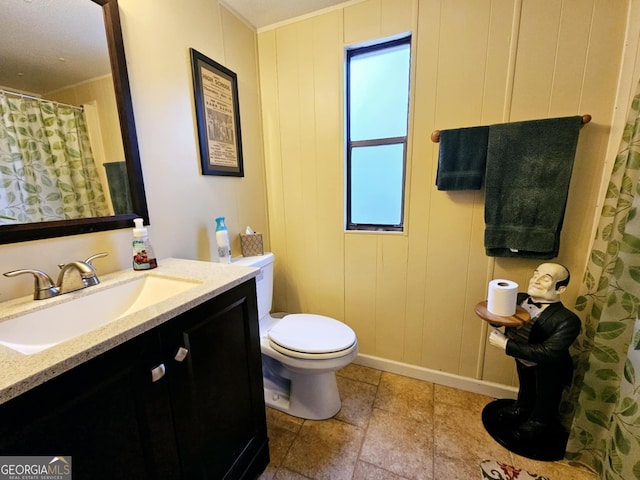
488,263,581,443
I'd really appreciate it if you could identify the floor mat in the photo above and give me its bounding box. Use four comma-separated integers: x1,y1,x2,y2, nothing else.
480,459,551,480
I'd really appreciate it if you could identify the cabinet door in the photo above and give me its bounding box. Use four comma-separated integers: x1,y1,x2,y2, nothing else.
0,334,180,480
161,280,269,479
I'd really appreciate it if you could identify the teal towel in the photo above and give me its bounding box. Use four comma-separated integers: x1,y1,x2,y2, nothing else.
484,116,582,259
435,126,489,190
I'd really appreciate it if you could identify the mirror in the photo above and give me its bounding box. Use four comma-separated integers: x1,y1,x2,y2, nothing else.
0,0,148,244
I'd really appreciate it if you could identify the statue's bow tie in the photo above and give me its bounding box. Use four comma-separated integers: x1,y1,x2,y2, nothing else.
527,297,553,308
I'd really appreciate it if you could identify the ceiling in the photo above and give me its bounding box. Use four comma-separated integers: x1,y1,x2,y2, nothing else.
0,0,110,95
0,0,347,96
221,0,349,29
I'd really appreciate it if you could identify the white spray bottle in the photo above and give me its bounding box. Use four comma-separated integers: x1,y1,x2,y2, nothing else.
215,216,231,263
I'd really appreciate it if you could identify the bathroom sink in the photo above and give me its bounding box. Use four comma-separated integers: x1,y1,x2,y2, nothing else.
0,275,201,355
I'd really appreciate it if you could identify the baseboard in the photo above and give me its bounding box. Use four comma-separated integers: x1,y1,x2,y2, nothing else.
353,353,518,400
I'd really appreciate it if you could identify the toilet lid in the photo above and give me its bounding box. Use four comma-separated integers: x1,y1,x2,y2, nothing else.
268,314,356,356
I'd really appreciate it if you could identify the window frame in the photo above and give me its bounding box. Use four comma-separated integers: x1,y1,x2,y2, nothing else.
345,35,411,232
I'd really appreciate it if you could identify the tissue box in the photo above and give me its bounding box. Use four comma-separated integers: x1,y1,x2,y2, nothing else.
240,233,264,256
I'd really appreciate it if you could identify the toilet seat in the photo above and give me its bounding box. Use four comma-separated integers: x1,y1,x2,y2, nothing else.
268,314,357,360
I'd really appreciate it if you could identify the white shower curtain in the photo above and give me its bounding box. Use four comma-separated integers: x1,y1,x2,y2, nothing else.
564,78,640,480
0,91,109,224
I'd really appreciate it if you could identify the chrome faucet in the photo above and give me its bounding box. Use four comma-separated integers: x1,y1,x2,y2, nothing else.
3,269,58,300
4,252,108,300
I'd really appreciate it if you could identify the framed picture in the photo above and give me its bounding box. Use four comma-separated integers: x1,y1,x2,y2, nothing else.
190,48,244,176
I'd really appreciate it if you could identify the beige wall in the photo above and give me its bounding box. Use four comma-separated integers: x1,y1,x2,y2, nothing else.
258,0,630,386
50,75,124,166
0,0,269,300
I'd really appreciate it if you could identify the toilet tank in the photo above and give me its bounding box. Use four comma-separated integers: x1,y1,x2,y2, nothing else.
232,252,274,319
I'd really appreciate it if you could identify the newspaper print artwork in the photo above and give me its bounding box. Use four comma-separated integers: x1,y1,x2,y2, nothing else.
201,67,237,168
190,48,244,177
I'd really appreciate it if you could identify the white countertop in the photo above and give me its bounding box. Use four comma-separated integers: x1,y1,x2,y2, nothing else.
0,258,258,405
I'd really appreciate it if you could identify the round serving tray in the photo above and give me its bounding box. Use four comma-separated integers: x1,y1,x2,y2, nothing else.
474,301,531,327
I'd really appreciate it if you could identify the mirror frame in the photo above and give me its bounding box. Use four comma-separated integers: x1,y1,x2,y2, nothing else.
0,0,149,244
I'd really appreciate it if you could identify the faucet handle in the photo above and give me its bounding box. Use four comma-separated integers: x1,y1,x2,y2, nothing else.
58,252,108,271
3,269,58,300
84,252,108,268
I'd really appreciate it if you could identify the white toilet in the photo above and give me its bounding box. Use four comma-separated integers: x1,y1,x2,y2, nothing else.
232,253,358,420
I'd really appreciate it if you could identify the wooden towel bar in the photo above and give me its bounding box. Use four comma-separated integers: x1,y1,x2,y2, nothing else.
430,114,592,143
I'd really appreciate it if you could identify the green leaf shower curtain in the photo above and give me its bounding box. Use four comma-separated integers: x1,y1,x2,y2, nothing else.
564,81,640,479
0,92,109,223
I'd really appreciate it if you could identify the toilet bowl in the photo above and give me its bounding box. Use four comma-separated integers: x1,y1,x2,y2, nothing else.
232,253,358,420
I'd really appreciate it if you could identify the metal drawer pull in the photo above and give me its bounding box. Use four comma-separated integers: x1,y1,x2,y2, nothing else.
151,364,166,382
174,347,189,362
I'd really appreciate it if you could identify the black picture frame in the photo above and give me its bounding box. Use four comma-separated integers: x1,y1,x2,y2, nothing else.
190,48,244,177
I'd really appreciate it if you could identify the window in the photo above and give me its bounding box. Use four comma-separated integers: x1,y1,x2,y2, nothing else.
346,36,411,231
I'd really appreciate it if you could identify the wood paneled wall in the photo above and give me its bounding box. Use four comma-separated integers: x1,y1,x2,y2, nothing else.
257,0,629,386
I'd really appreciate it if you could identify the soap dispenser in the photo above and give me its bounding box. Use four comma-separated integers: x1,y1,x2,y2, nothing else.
215,216,232,263
132,218,158,270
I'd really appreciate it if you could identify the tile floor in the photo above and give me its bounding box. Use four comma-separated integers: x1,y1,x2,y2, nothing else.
258,364,598,480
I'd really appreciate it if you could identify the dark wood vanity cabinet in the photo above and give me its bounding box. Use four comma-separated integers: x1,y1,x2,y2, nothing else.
0,332,169,479
159,279,268,479
0,280,269,480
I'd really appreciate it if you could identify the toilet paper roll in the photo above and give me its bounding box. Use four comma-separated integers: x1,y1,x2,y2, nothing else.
487,279,519,316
